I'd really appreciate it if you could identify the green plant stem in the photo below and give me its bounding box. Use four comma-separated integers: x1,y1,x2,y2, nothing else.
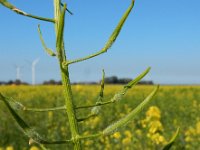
0,0,55,23
38,25,56,57
63,0,135,66
61,69,81,149
76,101,113,109
76,67,151,110
0,93,72,145
60,2,73,15
77,114,97,122
24,106,66,112
54,1,81,149
78,133,102,140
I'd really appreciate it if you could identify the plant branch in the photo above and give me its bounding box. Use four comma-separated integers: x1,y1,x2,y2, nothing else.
0,0,55,23
77,114,97,122
76,101,112,110
90,69,105,115
54,1,82,149
76,67,150,110
0,93,66,112
0,93,72,145
63,0,135,66
61,2,73,15
56,2,66,62
102,85,159,135
38,25,56,57
24,106,66,112
78,133,102,140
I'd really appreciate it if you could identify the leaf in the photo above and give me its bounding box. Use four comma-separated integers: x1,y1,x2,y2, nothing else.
103,85,159,135
162,127,180,150
0,93,71,145
38,25,56,57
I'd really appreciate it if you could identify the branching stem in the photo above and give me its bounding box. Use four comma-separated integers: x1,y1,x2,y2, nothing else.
76,101,113,110
24,106,66,112
0,0,55,23
63,0,135,66
77,114,97,122
54,1,81,149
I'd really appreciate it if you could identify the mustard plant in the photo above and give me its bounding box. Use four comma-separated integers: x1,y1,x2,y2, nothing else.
0,0,179,149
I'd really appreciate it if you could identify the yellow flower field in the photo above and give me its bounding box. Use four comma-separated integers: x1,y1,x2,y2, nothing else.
0,85,200,149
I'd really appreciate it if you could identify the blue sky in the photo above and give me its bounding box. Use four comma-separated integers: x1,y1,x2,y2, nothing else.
0,0,200,84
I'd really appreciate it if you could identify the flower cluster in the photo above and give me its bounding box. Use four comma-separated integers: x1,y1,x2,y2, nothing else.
141,106,166,145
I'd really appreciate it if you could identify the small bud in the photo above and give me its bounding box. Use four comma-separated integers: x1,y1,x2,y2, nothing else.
111,93,123,102
29,138,35,145
91,106,100,115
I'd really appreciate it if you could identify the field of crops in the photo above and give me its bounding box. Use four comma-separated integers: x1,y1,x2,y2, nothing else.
0,85,200,150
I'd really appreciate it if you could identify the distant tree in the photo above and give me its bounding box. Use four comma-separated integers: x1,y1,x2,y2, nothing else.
104,76,118,84
15,79,21,85
43,79,62,85
138,81,154,85
103,76,153,85
118,78,132,84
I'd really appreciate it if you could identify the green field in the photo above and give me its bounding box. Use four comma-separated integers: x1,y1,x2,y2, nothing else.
0,85,200,150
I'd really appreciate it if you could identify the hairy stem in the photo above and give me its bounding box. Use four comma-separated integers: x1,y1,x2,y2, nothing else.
54,0,81,149
63,0,135,66
0,0,55,23
24,106,66,112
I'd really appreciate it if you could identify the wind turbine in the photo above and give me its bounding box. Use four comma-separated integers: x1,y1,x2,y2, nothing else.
32,58,39,85
14,65,22,81
16,66,21,80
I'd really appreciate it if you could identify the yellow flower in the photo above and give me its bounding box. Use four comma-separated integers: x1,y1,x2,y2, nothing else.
48,111,53,118
141,119,147,128
112,132,121,139
150,133,166,145
93,117,100,124
6,146,14,150
122,137,132,145
30,146,40,150
196,121,200,134
185,136,193,142
146,106,161,120
158,135,166,144
74,85,82,91
124,130,132,138
185,127,195,136
149,120,163,134
85,140,93,146
135,129,142,136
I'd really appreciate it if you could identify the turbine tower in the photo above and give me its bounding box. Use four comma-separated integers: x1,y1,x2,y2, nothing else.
15,65,21,81
14,64,23,81
32,58,39,85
